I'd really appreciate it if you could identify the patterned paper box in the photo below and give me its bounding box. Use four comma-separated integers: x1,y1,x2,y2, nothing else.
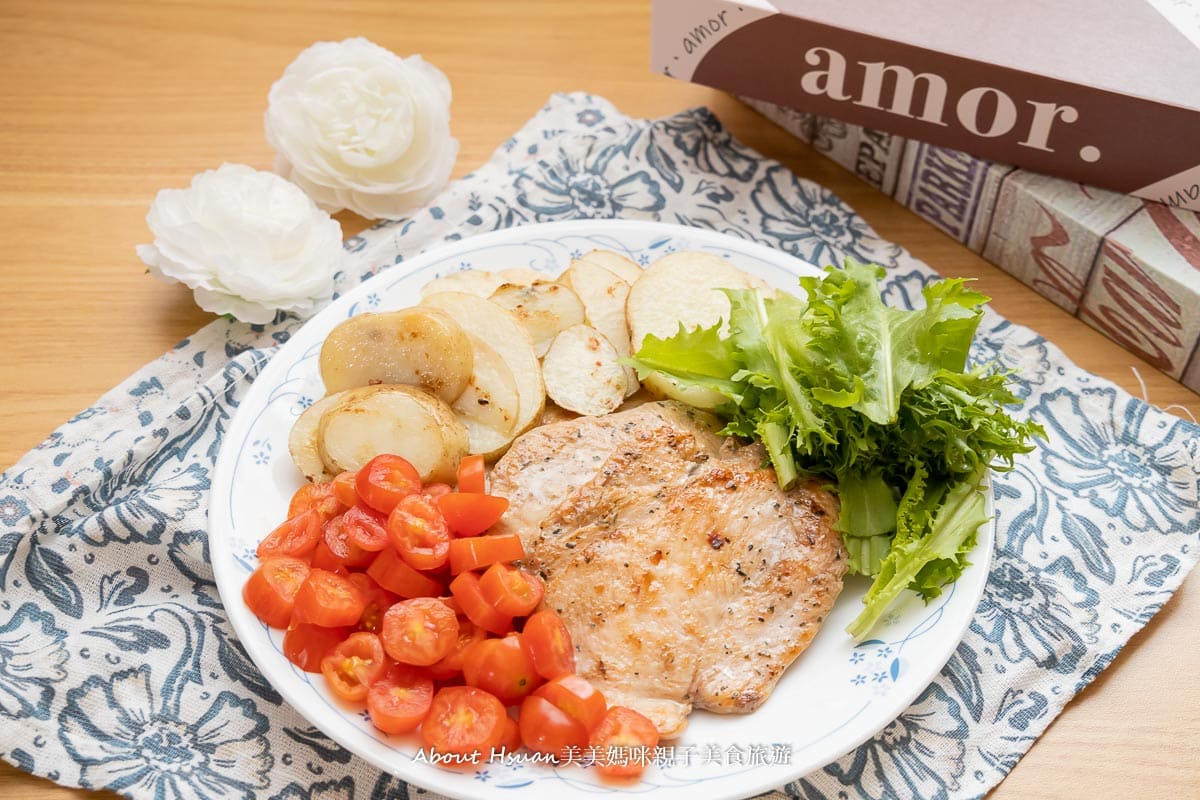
742,97,1200,396
1080,205,1200,380
653,0,1200,210
894,141,1015,252
981,174,1142,314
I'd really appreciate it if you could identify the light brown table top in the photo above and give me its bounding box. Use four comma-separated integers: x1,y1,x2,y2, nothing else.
1,2,1197,798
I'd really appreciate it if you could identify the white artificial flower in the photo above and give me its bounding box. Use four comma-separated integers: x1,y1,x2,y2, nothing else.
265,38,459,220
136,163,343,324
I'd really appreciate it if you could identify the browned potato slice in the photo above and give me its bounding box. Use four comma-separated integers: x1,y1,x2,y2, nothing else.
627,251,765,410
488,280,585,357
561,257,638,396
578,249,643,284
317,384,468,483
542,325,626,416
287,393,345,482
451,338,523,458
421,291,546,455
319,307,473,401
418,267,544,299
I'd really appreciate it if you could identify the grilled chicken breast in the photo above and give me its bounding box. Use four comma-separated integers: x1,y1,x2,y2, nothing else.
489,401,845,737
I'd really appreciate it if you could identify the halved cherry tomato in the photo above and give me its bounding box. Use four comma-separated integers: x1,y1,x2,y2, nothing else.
320,631,387,702
341,506,390,552
534,674,606,732
309,540,350,572
367,548,445,599
243,556,310,628
332,470,360,508
437,493,509,538
256,509,323,559
522,609,575,679
519,694,588,759
356,454,422,514
588,706,659,778
456,454,487,494
479,563,545,618
381,597,460,666
448,534,525,575
368,664,435,734
347,572,399,634
292,569,366,627
321,516,377,569
462,632,543,705
283,623,351,672
428,619,488,681
449,571,513,635
422,482,453,498
288,481,344,520
421,686,508,757
498,715,521,752
388,493,451,571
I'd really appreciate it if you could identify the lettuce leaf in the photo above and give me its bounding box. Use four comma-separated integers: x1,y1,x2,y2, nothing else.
628,259,1043,639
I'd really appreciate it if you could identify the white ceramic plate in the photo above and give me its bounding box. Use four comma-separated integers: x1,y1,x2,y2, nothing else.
210,220,993,800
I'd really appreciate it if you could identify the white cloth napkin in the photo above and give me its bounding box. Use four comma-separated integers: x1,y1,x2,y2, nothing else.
0,92,1196,800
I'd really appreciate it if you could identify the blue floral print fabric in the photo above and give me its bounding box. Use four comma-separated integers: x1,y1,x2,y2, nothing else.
1,93,1197,800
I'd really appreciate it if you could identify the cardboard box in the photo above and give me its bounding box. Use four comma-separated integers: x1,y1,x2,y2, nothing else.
652,0,1200,210
745,97,1200,395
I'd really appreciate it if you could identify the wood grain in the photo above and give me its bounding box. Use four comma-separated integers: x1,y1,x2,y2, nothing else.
0,1,1196,798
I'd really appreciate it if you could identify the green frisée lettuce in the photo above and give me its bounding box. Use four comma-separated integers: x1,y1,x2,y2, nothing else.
630,259,1043,638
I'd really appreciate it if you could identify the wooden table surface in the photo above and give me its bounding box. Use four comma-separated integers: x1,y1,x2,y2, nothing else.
1,2,1196,798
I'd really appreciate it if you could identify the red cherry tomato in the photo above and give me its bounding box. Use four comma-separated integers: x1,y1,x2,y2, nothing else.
256,509,323,559
428,619,488,681
522,609,575,680
292,569,366,627
437,493,509,538
320,516,377,569
422,482,453,498
243,557,310,628
534,674,607,732
356,454,422,514
332,471,360,508
588,706,660,778
519,695,588,759
367,664,435,734
283,623,351,672
448,534,525,575
462,633,542,705
367,548,445,599
479,563,544,617
456,454,487,494
288,481,344,520
340,505,390,552
320,631,387,702
346,572,399,634
387,493,451,571
381,597,460,666
421,686,508,757
449,571,512,635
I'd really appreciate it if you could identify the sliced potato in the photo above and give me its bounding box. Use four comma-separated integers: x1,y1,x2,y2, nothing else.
450,338,523,458
319,307,473,402
562,257,638,396
627,251,765,409
287,393,345,482
452,338,520,435
488,280,585,358
418,267,544,299
542,325,627,417
318,384,468,483
421,291,546,452
578,249,643,284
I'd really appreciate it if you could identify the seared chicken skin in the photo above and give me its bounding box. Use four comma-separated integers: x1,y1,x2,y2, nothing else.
489,401,845,737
